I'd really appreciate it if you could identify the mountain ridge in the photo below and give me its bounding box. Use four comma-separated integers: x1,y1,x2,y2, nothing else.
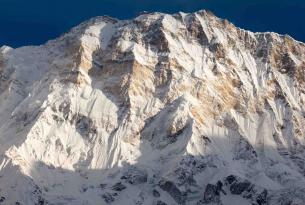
1,9,305,205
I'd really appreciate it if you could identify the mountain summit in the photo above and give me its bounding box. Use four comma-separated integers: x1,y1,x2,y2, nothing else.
1,10,305,205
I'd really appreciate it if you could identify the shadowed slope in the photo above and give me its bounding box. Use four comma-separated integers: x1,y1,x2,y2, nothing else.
0,10,305,205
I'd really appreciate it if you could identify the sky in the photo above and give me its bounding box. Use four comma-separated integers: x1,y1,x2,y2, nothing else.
0,0,304,47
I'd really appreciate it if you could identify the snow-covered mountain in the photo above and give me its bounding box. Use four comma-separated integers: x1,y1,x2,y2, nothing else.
1,10,305,205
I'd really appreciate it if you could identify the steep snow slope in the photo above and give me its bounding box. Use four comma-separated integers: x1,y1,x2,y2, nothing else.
1,10,305,205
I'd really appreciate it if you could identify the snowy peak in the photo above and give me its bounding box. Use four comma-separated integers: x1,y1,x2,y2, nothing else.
0,10,305,205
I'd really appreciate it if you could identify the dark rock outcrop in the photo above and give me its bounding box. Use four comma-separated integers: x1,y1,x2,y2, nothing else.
102,192,117,203
158,180,186,204
111,182,126,191
121,167,148,185
197,183,222,205
230,180,251,195
156,200,167,205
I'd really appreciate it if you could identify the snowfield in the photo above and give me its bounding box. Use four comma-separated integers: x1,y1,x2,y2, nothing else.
1,10,305,205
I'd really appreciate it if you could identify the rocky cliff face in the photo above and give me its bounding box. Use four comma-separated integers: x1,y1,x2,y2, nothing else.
1,10,305,205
